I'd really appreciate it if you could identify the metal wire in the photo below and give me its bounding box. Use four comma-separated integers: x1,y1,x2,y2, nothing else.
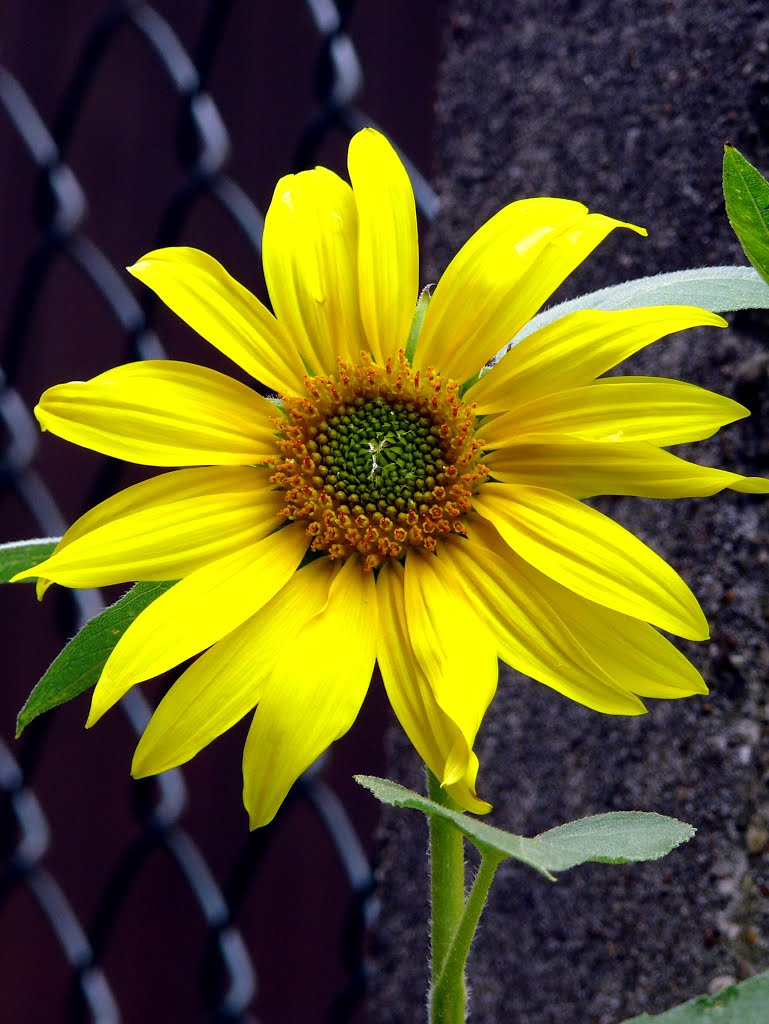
0,2,440,1021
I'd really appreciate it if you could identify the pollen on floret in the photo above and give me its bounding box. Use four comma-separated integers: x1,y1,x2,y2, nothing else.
269,351,488,569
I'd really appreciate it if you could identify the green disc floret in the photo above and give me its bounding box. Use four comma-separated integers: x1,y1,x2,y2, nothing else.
318,398,444,512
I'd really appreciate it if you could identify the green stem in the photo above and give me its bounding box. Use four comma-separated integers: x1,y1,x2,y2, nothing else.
428,770,467,1024
431,850,503,1023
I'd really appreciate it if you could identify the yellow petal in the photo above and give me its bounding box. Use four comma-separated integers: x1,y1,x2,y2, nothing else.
127,247,306,396
242,555,377,829
26,467,275,597
483,435,769,498
467,306,726,413
481,377,749,449
35,361,279,467
132,558,335,776
467,518,704,701
262,167,365,375
535,580,707,699
14,468,283,588
87,524,308,724
473,483,709,640
376,560,491,813
29,467,270,559
403,549,498,788
413,199,643,382
448,524,646,714
348,128,418,362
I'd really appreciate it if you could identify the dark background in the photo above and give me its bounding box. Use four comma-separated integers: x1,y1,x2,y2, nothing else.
0,3,443,1022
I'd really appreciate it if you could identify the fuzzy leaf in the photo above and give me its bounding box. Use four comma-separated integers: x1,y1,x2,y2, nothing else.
16,580,176,735
0,537,59,582
723,145,769,287
621,970,769,1023
355,776,694,880
510,266,769,349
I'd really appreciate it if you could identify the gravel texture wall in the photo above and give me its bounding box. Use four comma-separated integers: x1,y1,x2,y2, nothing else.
371,3,769,1021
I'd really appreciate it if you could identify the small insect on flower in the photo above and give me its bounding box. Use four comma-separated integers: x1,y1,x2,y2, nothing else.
14,127,769,828
367,429,415,479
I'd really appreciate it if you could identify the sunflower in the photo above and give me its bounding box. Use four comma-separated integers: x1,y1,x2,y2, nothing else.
15,128,769,827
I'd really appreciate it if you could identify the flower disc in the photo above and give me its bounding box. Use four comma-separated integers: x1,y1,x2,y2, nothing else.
271,352,488,568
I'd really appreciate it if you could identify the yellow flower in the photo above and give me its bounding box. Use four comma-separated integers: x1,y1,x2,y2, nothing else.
15,128,769,827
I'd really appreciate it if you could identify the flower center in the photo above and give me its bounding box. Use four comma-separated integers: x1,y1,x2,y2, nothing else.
270,352,488,570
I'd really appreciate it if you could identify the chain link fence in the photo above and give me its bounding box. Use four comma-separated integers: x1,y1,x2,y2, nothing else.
0,2,442,1020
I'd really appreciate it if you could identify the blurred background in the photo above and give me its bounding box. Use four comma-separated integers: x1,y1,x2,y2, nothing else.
0,3,444,1021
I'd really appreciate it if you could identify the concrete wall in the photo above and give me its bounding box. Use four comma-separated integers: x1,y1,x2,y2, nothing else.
372,3,769,1021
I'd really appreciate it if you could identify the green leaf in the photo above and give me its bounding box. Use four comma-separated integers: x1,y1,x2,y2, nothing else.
512,266,769,348
16,579,176,735
723,145,769,287
405,285,432,364
354,776,694,880
0,537,59,582
620,970,769,1023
